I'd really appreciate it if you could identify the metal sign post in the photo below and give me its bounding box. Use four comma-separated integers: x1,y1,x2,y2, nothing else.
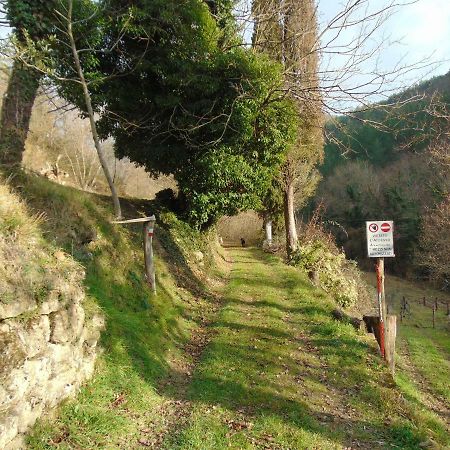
366,221,395,363
375,257,386,358
112,215,157,294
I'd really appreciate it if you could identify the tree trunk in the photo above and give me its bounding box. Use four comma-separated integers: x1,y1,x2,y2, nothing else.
67,0,121,218
284,181,298,259
0,60,41,169
264,218,273,245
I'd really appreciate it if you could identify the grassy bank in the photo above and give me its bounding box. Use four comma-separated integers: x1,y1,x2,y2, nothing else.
8,175,226,449
8,175,449,448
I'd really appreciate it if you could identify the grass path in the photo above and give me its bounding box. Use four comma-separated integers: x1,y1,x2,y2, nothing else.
26,226,449,449
154,248,447,449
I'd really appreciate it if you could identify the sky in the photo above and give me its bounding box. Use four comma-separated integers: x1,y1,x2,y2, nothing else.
315,0,450,109
317,0,450,78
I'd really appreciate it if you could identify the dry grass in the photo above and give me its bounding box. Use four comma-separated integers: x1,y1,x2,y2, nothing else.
0,178,83,309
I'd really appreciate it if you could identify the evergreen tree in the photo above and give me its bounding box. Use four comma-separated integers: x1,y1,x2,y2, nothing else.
83,0,298,227
252,0,323,258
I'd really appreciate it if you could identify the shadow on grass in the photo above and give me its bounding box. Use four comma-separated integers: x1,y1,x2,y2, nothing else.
161,339,423,449
16,175,218,387
12,177,431,449
158,252,424,449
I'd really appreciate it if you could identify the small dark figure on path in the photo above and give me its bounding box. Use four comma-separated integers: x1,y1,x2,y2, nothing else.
240,238,246,247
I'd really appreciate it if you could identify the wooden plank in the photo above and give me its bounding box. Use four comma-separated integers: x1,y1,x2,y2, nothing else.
112,216,155,224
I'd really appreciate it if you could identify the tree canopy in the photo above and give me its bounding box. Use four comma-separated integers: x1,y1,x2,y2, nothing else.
51,0,299,227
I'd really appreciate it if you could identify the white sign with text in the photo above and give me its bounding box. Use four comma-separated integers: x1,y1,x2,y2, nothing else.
366,221,395,258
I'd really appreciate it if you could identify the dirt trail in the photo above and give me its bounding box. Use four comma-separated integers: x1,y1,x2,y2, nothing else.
135,258,231,448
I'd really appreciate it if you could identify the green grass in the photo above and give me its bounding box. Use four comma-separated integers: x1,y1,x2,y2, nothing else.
364,272,450,446
17,177,449,448
17,176,221,449
160,249,447,449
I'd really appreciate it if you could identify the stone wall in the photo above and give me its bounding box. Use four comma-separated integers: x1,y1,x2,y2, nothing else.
0,279,103,449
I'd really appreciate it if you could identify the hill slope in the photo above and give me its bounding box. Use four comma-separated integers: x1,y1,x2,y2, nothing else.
2,176,445,448
322,71,450,175
312,72,449,277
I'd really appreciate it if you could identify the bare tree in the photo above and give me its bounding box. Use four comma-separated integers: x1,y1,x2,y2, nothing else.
63,0,121,217
247,0,443,256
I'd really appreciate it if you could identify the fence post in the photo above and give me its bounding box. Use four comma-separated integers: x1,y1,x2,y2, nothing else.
432,304,436,329
143,217,157,294
423,296,426,306
385,315,397,375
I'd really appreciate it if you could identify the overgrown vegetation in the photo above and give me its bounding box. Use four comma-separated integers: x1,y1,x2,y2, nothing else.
289,214,371,309
0,177,83,308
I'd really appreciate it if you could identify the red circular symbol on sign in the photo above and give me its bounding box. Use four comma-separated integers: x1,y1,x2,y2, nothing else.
369,223,378,232
381,222,391,232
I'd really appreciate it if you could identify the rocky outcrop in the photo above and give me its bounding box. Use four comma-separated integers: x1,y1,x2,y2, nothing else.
0,286,103,449
0,180,104,448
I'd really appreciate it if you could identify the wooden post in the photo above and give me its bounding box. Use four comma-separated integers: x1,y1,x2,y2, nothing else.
385,315,397,374
112,215,157,294
435,297,438,311
143,217,156,294
376,258,386,358
432,304,436,329
423,296,426,306
265,219,273,245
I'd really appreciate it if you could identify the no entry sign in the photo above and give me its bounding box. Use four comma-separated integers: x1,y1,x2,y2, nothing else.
366,220,395,258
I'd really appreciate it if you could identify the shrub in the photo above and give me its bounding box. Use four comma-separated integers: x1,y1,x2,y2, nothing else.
291,211,370,308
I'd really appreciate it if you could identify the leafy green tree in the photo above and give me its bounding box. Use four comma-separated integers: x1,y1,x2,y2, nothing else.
79,0,298,228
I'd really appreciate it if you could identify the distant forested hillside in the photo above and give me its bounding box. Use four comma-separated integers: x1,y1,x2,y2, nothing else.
322,71,450,175
311,71,450,284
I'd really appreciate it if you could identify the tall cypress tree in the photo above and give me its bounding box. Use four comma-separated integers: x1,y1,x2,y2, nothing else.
253,0,323,258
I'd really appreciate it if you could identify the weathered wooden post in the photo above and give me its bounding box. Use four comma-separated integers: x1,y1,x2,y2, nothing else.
265,219,273,245
432,304,436,329
385,315,397,374
376,257,386,358
143,216,157,294
423,296,426,306
112,215,157,294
